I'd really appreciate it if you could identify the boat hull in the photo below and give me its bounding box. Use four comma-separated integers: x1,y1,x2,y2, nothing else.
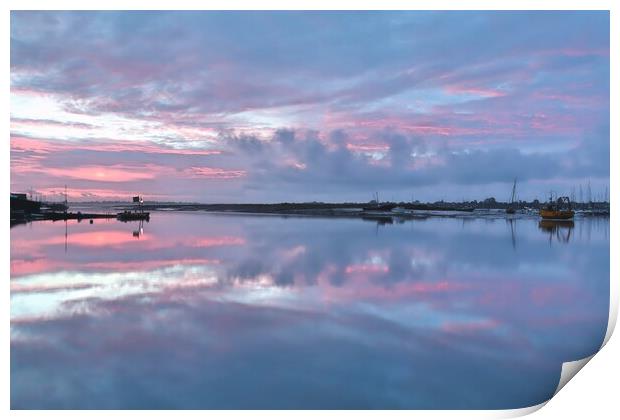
117,212,150,222
539,209,574,220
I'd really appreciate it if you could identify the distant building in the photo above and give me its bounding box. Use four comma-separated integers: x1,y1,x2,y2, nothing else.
10,192,41,214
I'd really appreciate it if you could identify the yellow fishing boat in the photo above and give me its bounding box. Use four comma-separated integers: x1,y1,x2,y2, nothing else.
539,196,574,220
539,209,574,219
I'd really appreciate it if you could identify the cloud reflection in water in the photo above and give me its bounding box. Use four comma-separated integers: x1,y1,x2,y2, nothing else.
10,213,609,408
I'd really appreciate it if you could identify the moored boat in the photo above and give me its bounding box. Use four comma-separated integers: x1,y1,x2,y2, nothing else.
117,194,150,221
362,192,396,211
117,210,150,221
363,203,397,211
539,209,574,220
506,178,517,214
539,196,574,220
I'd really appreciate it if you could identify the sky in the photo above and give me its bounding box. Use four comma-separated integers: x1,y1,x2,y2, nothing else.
10,11,610,203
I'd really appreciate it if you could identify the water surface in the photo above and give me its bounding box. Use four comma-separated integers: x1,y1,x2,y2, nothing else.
10,212,609,409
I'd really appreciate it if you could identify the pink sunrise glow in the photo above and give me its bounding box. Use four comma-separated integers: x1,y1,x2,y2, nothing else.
9,11,609,203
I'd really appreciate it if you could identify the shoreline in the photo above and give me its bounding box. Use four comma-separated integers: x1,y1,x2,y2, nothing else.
11,203,609,227
136,203,608,220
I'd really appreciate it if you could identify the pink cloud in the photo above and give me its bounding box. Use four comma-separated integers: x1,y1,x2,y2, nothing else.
11,117,98,130
442,319,501,334
10,135,223,157
186,166,246,179
43,165,159,182
31,186,173,201
69,230,152,246
283,159,307,170
325,113,518,138
315,274,473,304
444,85,507,98
345,264,389,274
11,257,221,278
530,285,580,306
190,236,247,247
346,143,390,153
11,230,151,252
532,91,604,108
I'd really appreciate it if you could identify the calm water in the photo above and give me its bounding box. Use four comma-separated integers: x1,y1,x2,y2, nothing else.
10,212,609,409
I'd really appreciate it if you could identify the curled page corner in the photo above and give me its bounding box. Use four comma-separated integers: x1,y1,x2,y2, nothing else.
495,401,548,418
554,355,595,396
602,295,618,347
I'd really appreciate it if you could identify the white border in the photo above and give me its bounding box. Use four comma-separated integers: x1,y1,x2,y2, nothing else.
3,0,618,11
3,1,617,419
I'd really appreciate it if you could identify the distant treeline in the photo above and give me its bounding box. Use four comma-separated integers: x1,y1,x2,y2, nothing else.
137,199,609,214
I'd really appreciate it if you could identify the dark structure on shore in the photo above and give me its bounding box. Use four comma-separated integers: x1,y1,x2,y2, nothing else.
10,191,150,226
10,193,41,215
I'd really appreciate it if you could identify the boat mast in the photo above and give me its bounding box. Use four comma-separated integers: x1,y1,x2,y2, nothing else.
510,178,517,204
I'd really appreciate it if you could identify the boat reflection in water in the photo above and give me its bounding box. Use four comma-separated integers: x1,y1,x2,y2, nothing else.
132,219,147,238
538,219,574,244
